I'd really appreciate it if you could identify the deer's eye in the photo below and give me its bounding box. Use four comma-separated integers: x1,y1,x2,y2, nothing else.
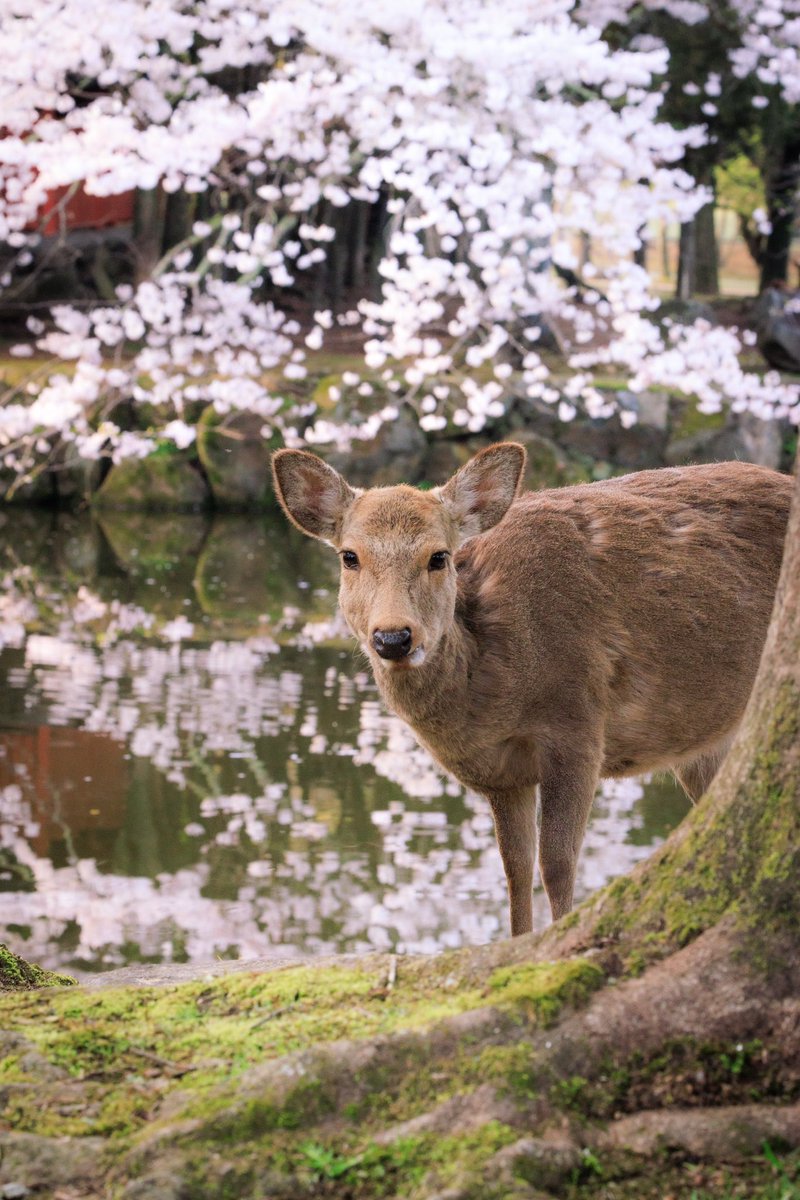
341,550,360,571
428,551,449,572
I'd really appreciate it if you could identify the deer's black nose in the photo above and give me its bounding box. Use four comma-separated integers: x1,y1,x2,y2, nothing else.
372,627,412,660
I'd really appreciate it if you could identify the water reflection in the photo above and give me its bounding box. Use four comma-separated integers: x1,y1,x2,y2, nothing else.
0,508,691,973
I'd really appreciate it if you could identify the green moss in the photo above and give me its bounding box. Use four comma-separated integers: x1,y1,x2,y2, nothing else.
0,945,609,1191
557,907,582,932
563,1147,800,1200
341,1041,541,1132
0,943,75,990
549,1036,790,1123
178,1122,519,1200
488,957,605,1025
206,1078,338,1142
551,1074,593,1112
93,454,210,512
669,398,727,441
0,953,483,1131
48,1027,133,1075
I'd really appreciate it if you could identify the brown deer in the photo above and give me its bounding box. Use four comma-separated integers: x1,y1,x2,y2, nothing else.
272,442,792,935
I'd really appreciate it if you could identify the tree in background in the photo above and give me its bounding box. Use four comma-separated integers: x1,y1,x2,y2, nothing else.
580,0,800,296
0,0,797,487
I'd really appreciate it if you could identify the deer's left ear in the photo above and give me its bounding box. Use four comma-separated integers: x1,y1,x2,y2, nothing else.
435,442,525,543
272,450,359,543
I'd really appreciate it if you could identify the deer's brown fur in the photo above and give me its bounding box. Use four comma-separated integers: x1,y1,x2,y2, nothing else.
272,443,792,935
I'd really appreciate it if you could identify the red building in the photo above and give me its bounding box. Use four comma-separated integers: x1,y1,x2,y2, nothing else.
28,184,135,237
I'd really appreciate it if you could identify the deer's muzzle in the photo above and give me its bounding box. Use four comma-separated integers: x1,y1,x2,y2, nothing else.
371,627,413,661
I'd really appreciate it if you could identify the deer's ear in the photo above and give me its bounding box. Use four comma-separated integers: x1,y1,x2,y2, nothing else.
436,442,526,542
271,450,358,543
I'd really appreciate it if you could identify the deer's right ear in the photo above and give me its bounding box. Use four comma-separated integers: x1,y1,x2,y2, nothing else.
271,450,358,543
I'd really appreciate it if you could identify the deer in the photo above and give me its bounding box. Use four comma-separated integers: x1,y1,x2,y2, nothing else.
272,441,793,936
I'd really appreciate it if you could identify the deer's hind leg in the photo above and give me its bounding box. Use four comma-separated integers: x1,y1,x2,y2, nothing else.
488,788,538,936
673,735,734,803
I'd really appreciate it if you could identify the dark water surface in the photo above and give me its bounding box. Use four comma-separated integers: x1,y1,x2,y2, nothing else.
0,508,691,973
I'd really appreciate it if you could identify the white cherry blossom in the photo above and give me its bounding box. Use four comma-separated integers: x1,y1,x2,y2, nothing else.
0,0,797,472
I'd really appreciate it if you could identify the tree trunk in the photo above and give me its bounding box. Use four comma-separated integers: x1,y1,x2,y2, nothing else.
348,199,370,294
2,458,799,1199
677,199,719,298
760,129,800,290
676,218,695,300
133,186,168,282
163,189,197,253
692,198,719,294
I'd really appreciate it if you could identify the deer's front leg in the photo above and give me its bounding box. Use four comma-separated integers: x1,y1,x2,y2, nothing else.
488,789,538,936
538,754,600,921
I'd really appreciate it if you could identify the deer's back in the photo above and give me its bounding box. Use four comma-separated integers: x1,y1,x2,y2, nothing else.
456,461,793,776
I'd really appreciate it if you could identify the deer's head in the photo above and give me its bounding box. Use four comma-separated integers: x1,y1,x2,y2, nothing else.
272,442,525,672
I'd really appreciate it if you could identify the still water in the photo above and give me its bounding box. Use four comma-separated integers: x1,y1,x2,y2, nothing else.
0,507,691,974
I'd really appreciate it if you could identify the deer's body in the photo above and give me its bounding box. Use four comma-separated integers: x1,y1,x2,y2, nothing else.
273,445,792,935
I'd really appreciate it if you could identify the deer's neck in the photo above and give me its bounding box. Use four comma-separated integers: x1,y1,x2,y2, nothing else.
375,615,475,732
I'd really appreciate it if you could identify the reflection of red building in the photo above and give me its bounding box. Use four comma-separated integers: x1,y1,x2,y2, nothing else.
0,728,129,856
29,185,135,238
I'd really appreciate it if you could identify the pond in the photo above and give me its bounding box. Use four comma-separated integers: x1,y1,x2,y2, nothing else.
0,507,691,975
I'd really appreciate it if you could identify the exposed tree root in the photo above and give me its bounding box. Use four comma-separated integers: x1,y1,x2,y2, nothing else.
597,1102,800,1158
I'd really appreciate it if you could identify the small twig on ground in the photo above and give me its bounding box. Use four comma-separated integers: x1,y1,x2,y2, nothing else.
126,1046,198,1078
252,1002,300,1029
128,1046,180,1070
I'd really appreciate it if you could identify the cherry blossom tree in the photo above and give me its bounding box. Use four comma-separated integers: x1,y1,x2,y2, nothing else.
0,0,798,486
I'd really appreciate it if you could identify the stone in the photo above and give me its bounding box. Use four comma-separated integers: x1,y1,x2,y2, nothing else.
93,451,209,506
489,1133,582,1192
666,412,784,471
196,407,275,510
727,411,785,470
419,439,474,485
753,286,800,372
609,415,669,469
0,1133,105,1189
623,389,670,432
507,395,559,441
1,1184,30,1199
558,410,666,470
513,431,594,491
323,407,427,487
94,454,210,512
52,444,104,504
